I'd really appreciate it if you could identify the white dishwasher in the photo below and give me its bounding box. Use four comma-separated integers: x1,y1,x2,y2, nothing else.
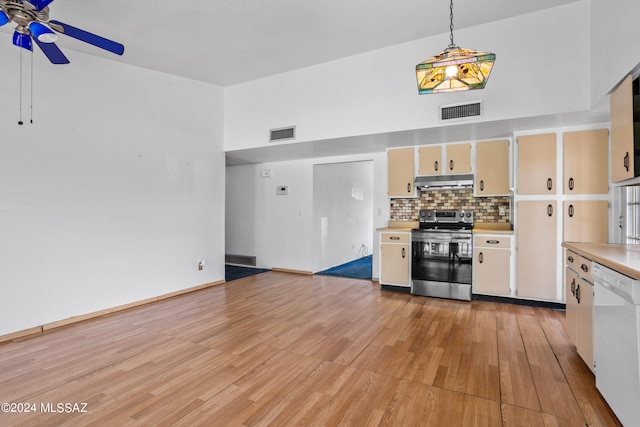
593,262,640,426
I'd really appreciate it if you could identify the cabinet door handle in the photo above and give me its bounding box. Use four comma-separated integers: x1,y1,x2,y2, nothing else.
624,152,630,172
568,204,575,218
434,160,439,172
547,204,553,217
576,284,581,304
478,252,484,263
571,278,576,296
547,178,553,191
402,248,406,258
568,177,575,191
389,236,400,240
407,183,411,193
479,180,485,191
567,256,574,263
581,263,588,273
486,240,500,244
449,159,454,171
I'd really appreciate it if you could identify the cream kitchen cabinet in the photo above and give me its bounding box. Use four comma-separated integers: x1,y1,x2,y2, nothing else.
475,139,509,196
387,147,415,197
563,200,609,244
418,145,442,175
565,250,595,372
379,231,410,287
516,201,557,300
563,129,609,195
610,74,635,183
473,234,511,296
517,133,557,195
445,143,472,174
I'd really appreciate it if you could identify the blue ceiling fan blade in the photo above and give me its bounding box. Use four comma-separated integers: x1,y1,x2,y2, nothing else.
13,31,33,51
26,0,56,12
49,20,124,56
34,37,70,64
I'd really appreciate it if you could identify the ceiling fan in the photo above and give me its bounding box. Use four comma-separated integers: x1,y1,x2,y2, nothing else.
0,0,124,64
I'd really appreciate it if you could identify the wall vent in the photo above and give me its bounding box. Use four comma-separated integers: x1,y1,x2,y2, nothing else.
440,101,483,122
269,126,296,142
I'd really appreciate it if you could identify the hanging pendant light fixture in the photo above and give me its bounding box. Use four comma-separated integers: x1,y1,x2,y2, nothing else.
416,0,495,94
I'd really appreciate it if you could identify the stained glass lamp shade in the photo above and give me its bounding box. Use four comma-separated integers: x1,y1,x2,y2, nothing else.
416,46,495,94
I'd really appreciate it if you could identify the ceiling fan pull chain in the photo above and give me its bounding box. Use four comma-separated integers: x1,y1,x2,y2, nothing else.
18,47,23,126
30,48,34,124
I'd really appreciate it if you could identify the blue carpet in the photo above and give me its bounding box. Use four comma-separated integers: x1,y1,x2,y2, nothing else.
317,255,372,280
225,265,270,282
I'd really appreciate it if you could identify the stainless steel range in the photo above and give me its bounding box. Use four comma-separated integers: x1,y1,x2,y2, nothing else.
411,209,474,301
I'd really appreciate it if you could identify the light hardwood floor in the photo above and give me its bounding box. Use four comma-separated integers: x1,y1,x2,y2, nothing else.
0,272,621,426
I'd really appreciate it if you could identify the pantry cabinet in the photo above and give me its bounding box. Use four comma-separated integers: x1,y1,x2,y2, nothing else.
516,201,557,300
610,74,635,183
475,139,509,196
418,145,442,175
563,129,609,194
387,147,415,197
379,231,410,287
473,234,511,296
517,133,557,195
446,143,472,174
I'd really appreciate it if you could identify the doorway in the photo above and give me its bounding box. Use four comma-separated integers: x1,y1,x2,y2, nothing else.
312,161,374,278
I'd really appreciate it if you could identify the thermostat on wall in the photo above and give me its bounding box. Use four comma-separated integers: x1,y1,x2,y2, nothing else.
276,186,288,195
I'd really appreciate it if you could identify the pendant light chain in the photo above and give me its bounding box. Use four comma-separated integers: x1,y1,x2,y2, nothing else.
449,0,455,48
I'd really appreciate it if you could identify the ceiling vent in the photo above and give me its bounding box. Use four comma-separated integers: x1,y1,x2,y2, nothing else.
440,101,483,122
269,126,296,142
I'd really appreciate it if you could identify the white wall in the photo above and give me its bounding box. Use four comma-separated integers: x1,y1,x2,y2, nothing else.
224,1,591,151
591,0,640,103
225,153,388,273
0,45,225,336
313,161,374,272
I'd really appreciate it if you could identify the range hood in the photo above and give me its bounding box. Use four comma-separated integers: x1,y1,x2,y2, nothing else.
414,174,474,190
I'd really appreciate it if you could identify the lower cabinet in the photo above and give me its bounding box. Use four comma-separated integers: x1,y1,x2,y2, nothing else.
473,234,511,296
379,231,410,287
565,249,595,372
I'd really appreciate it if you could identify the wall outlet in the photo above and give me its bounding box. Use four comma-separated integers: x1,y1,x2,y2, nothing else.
276,186,288,195
198,260,205,270
499,206,506,216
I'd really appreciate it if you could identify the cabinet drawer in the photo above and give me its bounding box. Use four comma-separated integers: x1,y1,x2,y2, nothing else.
474,236,511,249
381,232,409,243
576,255,593,282
566,250,579,269
566,250,593,282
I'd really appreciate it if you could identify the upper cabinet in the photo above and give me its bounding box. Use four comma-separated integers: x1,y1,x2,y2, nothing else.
387,147,415,197
476,140,509,196
563,129,609,194
517,133,557,195
418,146,442,175
610,75,635,183
446,143,472,174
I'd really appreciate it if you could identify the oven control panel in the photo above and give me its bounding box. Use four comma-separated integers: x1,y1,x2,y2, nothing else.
419,209,474,225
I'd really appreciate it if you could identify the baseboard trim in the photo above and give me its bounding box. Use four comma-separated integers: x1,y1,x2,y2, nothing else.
0,280,226,344
272,267,314,275
472,294,566,310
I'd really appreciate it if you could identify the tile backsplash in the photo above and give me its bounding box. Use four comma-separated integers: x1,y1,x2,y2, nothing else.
390,189,510,223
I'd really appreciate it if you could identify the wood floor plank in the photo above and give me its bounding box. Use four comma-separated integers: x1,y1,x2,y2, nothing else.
0,272,619,426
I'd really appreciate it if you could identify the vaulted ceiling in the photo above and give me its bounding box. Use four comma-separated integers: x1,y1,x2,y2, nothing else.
2,0,581,86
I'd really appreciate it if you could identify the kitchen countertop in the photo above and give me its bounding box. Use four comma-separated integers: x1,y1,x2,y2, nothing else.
562,242,640,280
377,221,418,232
473,223,514,235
